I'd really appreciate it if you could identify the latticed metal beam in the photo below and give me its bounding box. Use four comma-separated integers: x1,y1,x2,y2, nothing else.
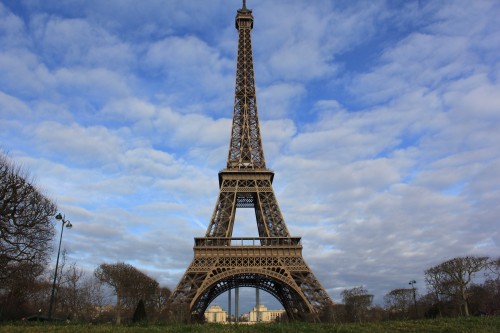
206,171,289,238
227,3,265,170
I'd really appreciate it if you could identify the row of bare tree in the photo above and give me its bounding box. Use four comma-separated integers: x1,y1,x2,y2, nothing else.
94,262,172,323
326,256,500,323
1,253,173,322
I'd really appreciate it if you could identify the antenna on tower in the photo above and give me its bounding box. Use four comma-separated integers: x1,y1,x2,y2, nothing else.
242,0,247,9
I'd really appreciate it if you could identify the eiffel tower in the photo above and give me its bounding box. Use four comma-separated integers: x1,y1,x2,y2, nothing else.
169,1,333,322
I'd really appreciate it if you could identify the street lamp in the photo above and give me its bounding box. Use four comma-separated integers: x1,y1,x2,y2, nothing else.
48,213,73,320
409,280,418,318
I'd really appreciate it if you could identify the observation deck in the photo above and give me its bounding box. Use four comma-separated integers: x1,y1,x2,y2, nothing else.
193,237,303,257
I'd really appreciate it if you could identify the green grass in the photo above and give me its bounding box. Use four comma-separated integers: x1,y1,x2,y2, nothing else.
1,317,499,333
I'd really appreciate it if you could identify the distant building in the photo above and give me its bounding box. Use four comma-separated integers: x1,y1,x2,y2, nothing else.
248,304,286,323
204,305,227,323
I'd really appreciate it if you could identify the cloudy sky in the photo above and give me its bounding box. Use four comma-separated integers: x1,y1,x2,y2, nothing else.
1,0,499,311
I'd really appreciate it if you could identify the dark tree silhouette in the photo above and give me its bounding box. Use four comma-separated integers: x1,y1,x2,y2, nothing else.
1,152,57,282
341,286,373,322
94,262,159,324
384,288,414,319
425,256,490,316
133,299,147,323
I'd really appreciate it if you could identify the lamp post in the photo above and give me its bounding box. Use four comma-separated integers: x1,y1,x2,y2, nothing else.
409,280,418,318
48,213,72,320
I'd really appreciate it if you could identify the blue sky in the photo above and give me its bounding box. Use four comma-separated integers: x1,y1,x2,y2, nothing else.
1,0,499,312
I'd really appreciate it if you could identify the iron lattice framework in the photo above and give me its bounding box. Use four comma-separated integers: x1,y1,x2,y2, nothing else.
170,1,333,322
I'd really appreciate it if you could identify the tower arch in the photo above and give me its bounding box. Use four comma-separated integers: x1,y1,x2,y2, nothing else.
190,268,313,321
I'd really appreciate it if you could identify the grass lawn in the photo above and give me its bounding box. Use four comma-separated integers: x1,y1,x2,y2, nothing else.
1,317,499,333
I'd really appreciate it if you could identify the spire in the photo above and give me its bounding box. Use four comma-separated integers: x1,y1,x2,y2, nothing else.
235,0,253,29
228,0,263,169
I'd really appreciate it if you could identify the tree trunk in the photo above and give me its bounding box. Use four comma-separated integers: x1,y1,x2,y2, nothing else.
116,290,122,324
461,284,469,316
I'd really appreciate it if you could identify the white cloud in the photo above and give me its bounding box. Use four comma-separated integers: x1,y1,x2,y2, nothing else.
0,50,52,97
144,35,233,97
443,74,500,121
101,97,156,121
254,0,386,82
0,91,31,117
54,67,130,101
0,2,29,48
260,118,296,160
351,33,471,104
258,83,305,119
29,14,135,69
31,121,126,166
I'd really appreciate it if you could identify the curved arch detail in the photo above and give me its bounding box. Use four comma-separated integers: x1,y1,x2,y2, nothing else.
190,268,314,321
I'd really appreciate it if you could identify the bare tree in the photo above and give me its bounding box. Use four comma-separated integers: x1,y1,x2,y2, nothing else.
50,260,111,322
341,286,373,322
58,260,86,320
467,279,500,315
384,288,414,319
155,287,172,318
424,256,490,316
0,261,47,319
94,262,159,324
0,152,57,282
487,257,500,279
82,274,110,322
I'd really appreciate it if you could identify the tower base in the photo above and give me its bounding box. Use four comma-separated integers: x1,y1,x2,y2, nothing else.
170,237,333,322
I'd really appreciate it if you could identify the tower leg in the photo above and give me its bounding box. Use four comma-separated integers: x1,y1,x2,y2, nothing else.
235,287,239,323
256,287,260,322
228,289,232,323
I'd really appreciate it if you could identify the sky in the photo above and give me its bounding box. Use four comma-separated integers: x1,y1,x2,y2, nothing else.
1,0,499,313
